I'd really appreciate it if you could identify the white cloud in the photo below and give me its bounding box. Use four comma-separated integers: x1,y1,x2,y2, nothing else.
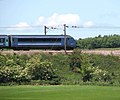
83,21,94,28
15,22,30,28
7,22,30,31
37,13,80,26
38,16,45,25
8,14,94,32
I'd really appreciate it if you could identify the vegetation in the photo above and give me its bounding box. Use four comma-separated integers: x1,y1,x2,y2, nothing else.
77,34,120,49
0,49,120,86
1,85,120,100
68,49,111,83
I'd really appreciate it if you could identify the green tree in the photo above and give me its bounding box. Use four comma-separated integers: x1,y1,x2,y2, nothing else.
26,55,58,81
69,49,82,72
77,34,120,49
69,50,111,82
0,54,7,66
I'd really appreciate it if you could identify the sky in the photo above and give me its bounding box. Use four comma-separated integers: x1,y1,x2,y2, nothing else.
0,0,120,39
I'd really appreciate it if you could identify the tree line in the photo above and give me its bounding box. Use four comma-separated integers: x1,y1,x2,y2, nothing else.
77,34,120,49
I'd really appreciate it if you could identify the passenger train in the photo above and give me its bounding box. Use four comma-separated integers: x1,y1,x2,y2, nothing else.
0,35,76,50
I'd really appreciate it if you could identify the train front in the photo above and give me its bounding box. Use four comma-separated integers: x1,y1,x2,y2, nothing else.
66,36,77,49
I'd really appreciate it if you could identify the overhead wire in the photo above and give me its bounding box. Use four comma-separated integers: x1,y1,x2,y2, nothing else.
0,24,120,30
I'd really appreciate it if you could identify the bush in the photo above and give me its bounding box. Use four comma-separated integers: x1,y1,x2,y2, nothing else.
68,49,112,82
0,65,30,83
26,55,61,84
68,49,82,72
0,52,119,86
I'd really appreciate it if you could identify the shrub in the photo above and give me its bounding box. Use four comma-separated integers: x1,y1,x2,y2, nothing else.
26,55,61,84
68,49,82,72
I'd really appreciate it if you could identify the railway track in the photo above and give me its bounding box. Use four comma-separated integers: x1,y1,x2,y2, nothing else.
83,50,120,56
0,50,73,55
0,49,120,56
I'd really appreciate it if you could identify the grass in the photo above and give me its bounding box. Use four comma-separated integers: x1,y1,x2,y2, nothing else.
0,85,120,100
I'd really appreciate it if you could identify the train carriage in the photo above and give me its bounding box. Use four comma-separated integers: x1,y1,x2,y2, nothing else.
10,35,76,50
0,35,9,49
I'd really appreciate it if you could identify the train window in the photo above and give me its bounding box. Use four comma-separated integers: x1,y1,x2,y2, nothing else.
18,38,61,42
18,38,32,42
38,38,61,42
0,39,4,43
12,38,14,42
6,39,8,42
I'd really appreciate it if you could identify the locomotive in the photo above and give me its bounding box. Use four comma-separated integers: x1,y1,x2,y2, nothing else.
0,35,76,50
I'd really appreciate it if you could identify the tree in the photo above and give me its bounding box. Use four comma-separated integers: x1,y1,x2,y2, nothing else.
0,65,30,83
69,49,82,72
26,55,58,81
77,34,120,49
68,50,111,82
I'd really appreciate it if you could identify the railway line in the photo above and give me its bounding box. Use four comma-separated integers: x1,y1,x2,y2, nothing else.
0,49,120,56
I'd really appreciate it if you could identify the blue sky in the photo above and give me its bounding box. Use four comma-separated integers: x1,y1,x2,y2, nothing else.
0,0,120,39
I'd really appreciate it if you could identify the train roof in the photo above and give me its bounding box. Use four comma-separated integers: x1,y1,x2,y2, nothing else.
0,35,8,38
10,35,73,38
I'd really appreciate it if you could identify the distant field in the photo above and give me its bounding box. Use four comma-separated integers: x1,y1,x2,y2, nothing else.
0,85,120,100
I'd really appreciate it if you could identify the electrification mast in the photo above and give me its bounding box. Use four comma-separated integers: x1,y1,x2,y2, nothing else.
63,24,67,54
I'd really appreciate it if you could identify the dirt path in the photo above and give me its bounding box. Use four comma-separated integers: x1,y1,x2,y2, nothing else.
83,50,120,56
0,50,120,56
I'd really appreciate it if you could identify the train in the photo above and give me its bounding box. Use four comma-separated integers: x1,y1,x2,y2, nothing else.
0,35,76,50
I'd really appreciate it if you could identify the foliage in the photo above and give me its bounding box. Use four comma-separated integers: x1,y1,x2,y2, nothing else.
68,49,112,82
26,55,59,81
0,54,30,84
89,54,120,84
68,49,82,72
0,65,30,83
0,54,7,66
0,51,120,85
0,54,60,85
77,34,120,49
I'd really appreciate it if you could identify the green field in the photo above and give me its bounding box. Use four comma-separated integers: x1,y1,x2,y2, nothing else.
0,85,120,100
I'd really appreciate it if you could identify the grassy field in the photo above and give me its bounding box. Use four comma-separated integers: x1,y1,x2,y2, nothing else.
0,85,120,100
